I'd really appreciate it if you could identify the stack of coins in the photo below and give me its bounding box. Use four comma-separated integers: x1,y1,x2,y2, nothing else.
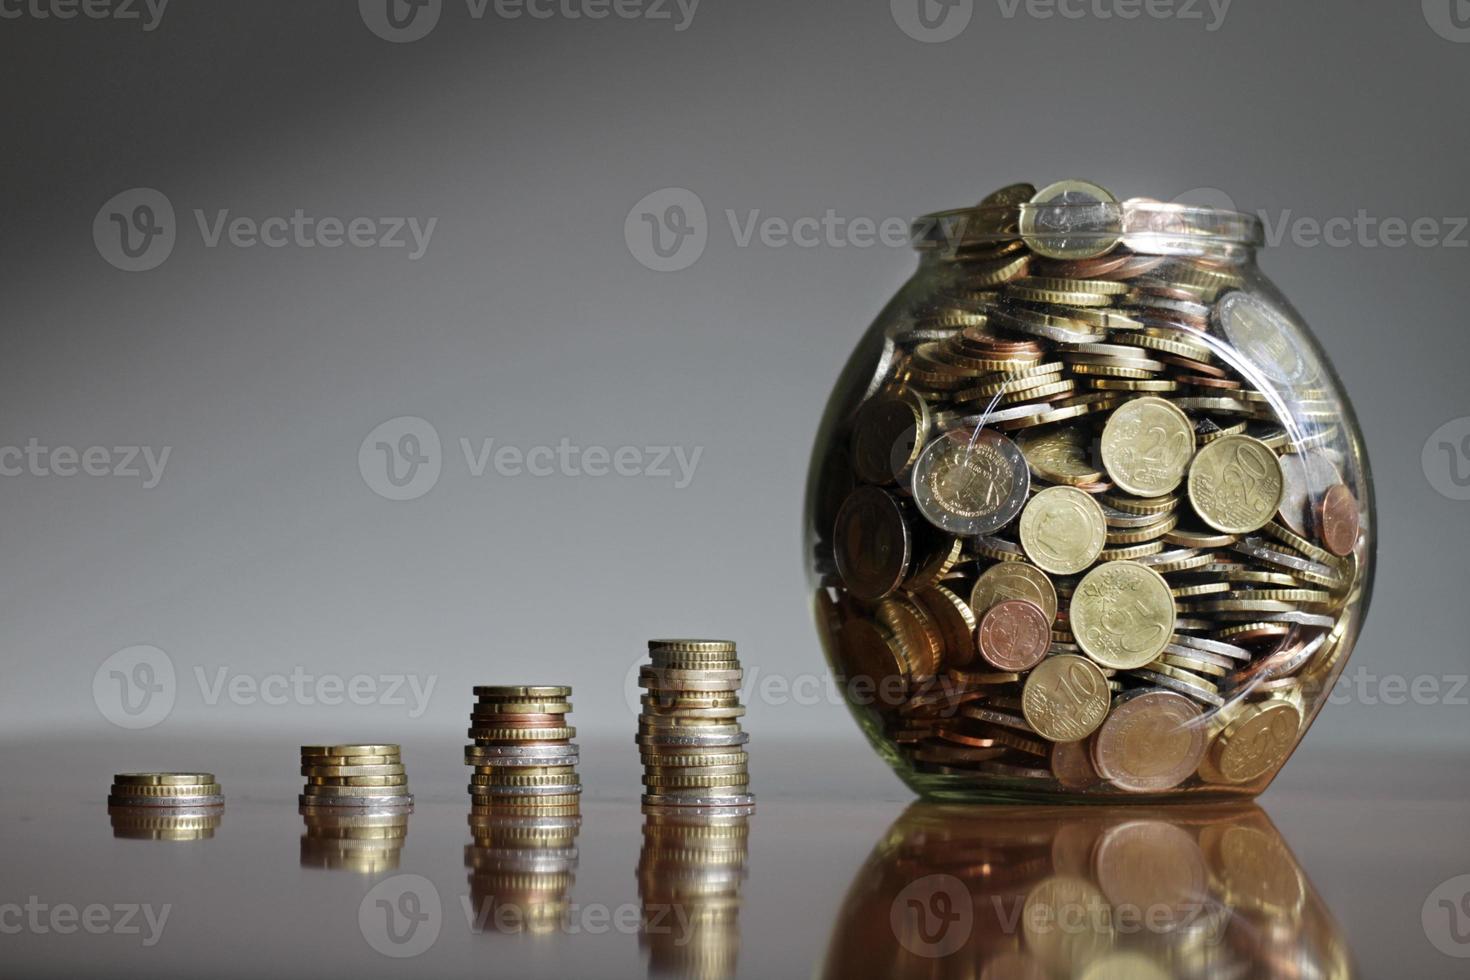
464,686,581,812
638,640,754,808
300,809,410,873
465,808,582,935
817,179,1365,797
638,808,750,979
108,772,223,808
110,807,223,841
298,744,412,809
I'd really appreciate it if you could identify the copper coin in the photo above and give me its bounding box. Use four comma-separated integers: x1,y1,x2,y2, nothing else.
833,486,912,601
1318,483,1359,556
977,599,1050,672
1092,690,1205,793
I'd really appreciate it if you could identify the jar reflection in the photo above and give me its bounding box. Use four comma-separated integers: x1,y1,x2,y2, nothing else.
822,803,1354,979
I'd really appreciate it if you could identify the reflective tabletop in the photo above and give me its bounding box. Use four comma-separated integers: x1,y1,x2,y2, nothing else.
2,736,1466,978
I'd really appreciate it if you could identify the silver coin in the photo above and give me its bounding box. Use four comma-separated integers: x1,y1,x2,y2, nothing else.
466,756,580,769
1215,291,1315,386
298,794,413,808
463,743,580,758
640,802,756,818
640,793,756,807
1019,179,1122,260
911,428,1030,536
107,794,224,808
1170,632,1253,660
635,731,750,748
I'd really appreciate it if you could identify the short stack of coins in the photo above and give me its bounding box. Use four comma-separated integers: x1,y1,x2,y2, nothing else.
464,686,581,812
465,808,582,935
637,808,750,979
300,808,410,873
298,744,412,809
638,640,754,808
108,772,223,808
816,178,1365,798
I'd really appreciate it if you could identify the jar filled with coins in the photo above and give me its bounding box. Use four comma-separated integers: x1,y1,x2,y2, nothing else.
807,180,1372,802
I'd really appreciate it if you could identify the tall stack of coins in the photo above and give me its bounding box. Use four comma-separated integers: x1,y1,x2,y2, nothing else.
110,807,223,841
638,640,754,808
108,772,223,808
298,744,412,809
464,686,581,811
638,808,750,980
300,808,410,872
816,179,1365,798
466,808,582,935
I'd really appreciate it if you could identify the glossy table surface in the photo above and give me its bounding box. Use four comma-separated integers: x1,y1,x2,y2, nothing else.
2,735,1466,979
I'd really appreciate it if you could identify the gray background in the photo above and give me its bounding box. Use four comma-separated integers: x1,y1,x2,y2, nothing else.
2,0,1467,753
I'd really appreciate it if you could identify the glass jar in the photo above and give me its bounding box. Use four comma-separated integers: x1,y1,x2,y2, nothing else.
806,180,1373,803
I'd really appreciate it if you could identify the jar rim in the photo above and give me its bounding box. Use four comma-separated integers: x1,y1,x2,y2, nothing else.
911,199,1266,257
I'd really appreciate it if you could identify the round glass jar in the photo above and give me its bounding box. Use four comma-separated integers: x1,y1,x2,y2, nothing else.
806,180,1373,803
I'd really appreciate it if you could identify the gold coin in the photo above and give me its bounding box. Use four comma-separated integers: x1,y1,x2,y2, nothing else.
969,562,1058,625
112,772,215,786
1019,485,1107,575
1021,655,1110,743
473,685,573,699
1100,395,1195,496
300,744,398,757
306,775,408,787
1187,434,1284,534
833,485,912,601
850,389,930,485
1020,179,1122,260
1206,699,1301,784
1070,560,1176,670
1017,425,1103,486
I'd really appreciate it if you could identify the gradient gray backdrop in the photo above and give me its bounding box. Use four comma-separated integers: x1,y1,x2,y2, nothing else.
2,0,1467,756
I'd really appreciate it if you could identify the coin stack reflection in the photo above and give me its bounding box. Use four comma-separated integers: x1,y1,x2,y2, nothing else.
638,640,754,808
466,809,581,935
108,772,224,808
110,807,223,841
638,808,750,980
300,809,410,873
298,744,412,809
464,686,581,812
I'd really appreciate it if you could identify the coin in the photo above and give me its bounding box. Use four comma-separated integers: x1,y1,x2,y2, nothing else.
1188,434,1284,534
1070,560,1176,670
1215,291,1313,385
1318,484,1359,556
1100,396,1194,496
112,772,215,787
473,685,573,699
910,429,1030,536
1020,180,1122,260
1092,689,1205,792
1022,655,1109,742
850,389,930,485
969,562,1058,625
300,744,398,757
833,485,912,600
1204,699,1301,784
1018,485,1107,575
977,599,1050,672
1018,425,1103,486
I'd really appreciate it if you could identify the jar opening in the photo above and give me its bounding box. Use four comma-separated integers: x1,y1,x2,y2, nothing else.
912,200,1265,261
